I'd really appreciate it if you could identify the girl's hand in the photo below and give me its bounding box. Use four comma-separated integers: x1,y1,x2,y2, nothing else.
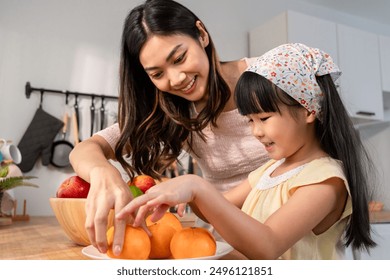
116,175,199,226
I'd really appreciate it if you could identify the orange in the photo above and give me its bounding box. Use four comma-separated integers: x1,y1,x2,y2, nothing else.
146,212,183,232
106,225,151,259
170,227,216,259
148,223,177,259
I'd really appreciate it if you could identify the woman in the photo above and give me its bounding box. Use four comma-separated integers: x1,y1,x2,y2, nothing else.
69,0,268,256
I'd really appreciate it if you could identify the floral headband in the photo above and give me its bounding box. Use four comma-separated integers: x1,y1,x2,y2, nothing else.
246,43,341,121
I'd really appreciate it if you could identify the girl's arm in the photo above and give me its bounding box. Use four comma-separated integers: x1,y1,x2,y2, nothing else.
223,178,252,208
117,174,346,259
69,135,132,255
187,178,252,223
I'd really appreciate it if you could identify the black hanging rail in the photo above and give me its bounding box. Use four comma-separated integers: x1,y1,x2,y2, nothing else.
25,81,119,101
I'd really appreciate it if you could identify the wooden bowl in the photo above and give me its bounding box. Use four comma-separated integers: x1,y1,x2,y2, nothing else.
49,198,114,246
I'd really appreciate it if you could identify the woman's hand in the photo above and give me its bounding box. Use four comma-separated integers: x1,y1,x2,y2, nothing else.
116,174,199,226
85,164,132,255
69,135,137,256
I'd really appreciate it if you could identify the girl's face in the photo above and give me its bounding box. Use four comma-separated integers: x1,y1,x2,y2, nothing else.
139,30,210,103
247,105,315,161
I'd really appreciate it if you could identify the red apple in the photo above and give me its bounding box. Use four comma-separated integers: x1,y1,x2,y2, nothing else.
129,174,156,193
56,175,90,198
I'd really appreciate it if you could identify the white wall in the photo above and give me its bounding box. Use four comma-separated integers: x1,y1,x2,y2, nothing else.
1,0,390,215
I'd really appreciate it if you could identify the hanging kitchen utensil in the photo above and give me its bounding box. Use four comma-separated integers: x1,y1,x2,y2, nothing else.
100,97,105,130
73,94,80,128
17,93,63,172
73,94,82,143
90,96,95,136
72,106,80,146
50,94,74,168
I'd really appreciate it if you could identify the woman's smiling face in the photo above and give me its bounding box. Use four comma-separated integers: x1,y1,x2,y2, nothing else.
139,33,210,103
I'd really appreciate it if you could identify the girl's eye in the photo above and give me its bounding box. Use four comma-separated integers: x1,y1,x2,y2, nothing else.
260,117,269,122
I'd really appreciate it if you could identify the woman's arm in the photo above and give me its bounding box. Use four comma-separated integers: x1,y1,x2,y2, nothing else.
69,135,115,179
117,174,346,259
69,134,132,256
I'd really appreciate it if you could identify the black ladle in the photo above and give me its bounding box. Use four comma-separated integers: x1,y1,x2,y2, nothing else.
90,96,95,136
100,97,105,130
73,94,82,142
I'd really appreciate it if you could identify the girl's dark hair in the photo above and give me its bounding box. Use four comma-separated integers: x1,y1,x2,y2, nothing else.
116,0,230,179
235,71,376,251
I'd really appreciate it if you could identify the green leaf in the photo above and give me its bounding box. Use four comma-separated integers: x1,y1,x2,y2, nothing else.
129,185,143,198
0,176,39,191
0,164,9,177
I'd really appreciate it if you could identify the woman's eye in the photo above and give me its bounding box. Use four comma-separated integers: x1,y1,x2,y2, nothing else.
151,72,163,79
174,52,187,64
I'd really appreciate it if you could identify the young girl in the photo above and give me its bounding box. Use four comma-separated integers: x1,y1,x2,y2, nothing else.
69,0,269,254
117,43,376,259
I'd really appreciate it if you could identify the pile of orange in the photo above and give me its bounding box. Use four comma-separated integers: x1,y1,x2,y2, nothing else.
106,225,151,259
170,227,216,259
106,212,216,259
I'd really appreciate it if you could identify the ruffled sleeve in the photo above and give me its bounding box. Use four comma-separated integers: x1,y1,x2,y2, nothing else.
94,123,120,152
287,157,352,220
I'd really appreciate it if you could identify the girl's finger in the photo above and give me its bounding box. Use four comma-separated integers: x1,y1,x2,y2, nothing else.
176,203,186,217
133,203,152,226
116,194,150,219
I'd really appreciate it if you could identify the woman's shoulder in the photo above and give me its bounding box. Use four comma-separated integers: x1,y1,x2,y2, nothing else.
243,56,260,68
225,57,259,68
94,123,120,150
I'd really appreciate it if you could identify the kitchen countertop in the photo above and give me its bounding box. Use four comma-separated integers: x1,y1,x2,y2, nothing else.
0,216,247,260
369,210,390,223
3,211,386,260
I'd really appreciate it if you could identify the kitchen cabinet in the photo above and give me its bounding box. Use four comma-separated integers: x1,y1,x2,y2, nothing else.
249,10,338,62
379,35,390,93
379,36,390,121
344,211,390,259
357,223,390,260
337,24,384,123
249,11,387,126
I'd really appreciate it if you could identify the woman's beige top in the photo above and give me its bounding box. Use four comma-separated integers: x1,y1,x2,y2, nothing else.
242,157,352,260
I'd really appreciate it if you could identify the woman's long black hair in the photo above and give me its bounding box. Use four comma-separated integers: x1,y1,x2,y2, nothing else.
116,0,230,179
235,71,376,251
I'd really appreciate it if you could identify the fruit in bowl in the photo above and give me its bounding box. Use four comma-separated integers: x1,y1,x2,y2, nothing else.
50,175,113,246
128,174,156,193
56,175,90,198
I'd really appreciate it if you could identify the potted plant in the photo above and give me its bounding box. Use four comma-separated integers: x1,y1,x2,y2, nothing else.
0,163,38,218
